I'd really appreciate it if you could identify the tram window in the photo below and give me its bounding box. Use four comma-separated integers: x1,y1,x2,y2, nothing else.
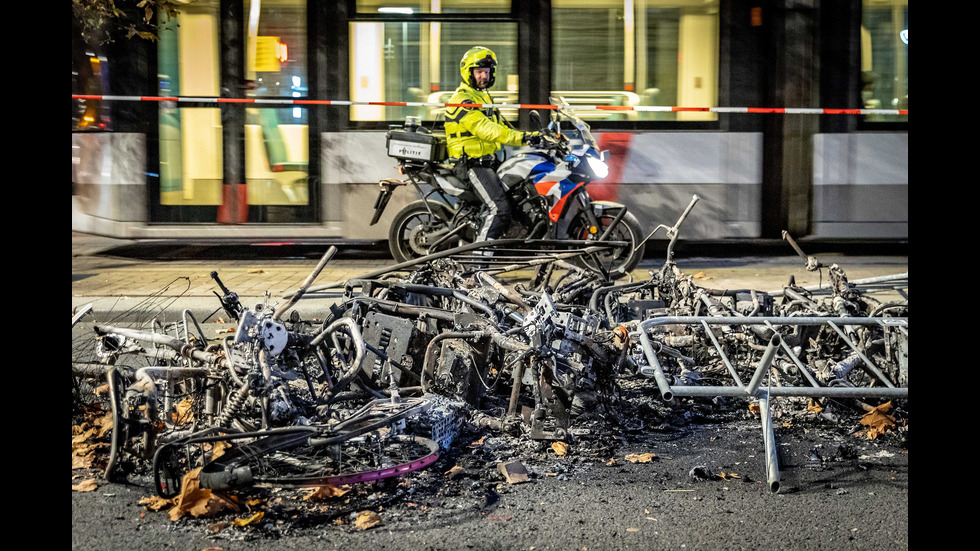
552,0,719,122
349,21,518,122
861,0,908,121
355,1,511,15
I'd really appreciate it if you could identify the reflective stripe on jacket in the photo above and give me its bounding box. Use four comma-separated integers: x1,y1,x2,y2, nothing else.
444,82,525,158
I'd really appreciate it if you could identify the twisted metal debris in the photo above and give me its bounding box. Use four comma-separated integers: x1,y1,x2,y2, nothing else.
72,195,908,495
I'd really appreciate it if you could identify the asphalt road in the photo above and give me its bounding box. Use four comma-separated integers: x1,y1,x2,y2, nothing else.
71,411,908,550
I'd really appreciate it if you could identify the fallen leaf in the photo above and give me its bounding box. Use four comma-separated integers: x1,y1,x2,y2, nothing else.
303,485,350,501
172,398,195,424
232,511,264,527
72,452,95,470
93,383,111,396
718,471,741,481
207,522,231,534
72,479,98,492
605,458,618,467
445,465,465,480
216,327,236,334
748,403,761,415
212,440,232,460
860,401,896,439
168,468,240,521
354,510,382,530
807,399,824,413
552,442,569,456
72,427,98,445
470,436,486,447
625,453,657,463
692,271,710,280
139,495,174,511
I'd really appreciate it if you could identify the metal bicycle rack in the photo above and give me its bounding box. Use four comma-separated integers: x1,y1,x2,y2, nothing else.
636,316,909,493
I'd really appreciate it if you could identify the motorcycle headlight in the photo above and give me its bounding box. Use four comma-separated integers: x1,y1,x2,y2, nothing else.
587,156,609,179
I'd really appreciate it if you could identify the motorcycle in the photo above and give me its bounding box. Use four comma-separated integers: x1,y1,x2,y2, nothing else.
370,97,645,277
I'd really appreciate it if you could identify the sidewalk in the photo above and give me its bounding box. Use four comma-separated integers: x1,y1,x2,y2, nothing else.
72,232,909,323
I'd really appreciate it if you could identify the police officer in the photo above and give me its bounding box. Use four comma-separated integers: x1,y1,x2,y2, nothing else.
445,46,540,241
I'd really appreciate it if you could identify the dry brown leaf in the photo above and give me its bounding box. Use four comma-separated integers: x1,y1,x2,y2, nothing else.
469,435,486,447
205,440,232,461
72,454,94,470
692,271,710,280
93,383,111,396
172,398,195,425
139,495,173,511
303,485,350,501
625,453,657,463
207,522,231,534
860,401,896,439
552,442,569,456
354,510,382,530
73,479,98,492
216,327,236,334
232,511,264,527
807,399,823,413
748,402,761,415
168,467,240,521
605,458,618,467
72,427,98,445
718,471,741,481
445,465,465,479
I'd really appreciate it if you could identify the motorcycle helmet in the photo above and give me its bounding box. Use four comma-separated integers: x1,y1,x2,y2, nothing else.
459,46,497,89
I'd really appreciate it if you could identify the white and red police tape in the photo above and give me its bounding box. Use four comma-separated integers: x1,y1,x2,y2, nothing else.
71,95,908,116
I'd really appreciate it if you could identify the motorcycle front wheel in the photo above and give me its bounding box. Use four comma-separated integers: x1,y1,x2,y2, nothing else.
388,200,455,263
572,209,645,279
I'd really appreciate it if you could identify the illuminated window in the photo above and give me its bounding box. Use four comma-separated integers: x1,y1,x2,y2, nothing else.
552,0,719,121
157,1,223,206
356,0,511,14
245,0,311,215
861,0,908,121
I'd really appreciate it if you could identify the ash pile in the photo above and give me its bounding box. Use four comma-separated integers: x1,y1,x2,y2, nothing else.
72,196,908,531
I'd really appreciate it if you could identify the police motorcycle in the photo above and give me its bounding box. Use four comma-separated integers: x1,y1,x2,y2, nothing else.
371,97,645,277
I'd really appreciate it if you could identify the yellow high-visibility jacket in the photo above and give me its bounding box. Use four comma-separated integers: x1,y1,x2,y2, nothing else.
444,82,525,158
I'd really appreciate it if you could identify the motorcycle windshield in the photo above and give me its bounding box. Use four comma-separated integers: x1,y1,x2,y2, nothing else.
550,97,599,154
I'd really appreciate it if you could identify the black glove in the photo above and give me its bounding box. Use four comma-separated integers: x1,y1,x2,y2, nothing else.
524,131,544,147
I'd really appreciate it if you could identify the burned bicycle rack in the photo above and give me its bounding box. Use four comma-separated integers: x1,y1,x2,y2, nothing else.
287,238,630,298
636,315,908,493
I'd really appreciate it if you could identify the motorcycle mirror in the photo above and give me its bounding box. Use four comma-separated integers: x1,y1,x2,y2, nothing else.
529,110,544,130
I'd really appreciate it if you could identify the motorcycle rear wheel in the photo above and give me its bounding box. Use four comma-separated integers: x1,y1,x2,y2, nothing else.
388,200,455,263
572,209,645,279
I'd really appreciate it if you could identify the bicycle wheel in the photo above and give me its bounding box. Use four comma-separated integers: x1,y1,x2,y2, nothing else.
199,398,438,490
199,431,439,490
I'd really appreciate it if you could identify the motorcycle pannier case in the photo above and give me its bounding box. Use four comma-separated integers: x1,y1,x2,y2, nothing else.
386,129,447,162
